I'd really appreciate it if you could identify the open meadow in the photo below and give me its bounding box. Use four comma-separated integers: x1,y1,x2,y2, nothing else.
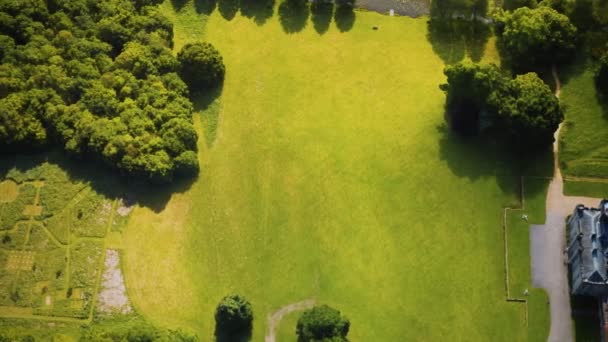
118,2,550,341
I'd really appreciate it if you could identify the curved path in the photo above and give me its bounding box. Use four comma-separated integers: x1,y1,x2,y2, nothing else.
530,67,601,342
265,299,315,342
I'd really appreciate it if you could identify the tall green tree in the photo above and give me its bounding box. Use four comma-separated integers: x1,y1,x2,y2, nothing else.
496,7,577,69
441,61,563,148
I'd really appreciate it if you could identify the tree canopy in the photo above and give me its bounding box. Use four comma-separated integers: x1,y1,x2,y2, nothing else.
177,42,225,90
0,0,221,182
214,294,253,341
441,60,563,147
496,6,577,69
296,305,350,342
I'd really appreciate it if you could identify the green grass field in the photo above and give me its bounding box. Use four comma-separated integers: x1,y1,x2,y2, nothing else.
120,2,549,341
560,58,608,180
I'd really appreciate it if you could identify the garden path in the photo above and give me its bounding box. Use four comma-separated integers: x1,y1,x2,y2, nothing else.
265,298,315,342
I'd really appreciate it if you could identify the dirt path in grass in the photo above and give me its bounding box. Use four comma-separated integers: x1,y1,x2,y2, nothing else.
529,67,600,342
552,65,561,98
265,299,315,342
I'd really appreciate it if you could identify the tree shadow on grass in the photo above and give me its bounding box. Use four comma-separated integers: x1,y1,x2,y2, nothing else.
427,20,466,65
218,0,239,20
190,83,224,148
311,1,334,35
0,150,195,213
427,19,491,64
278,0,310,33
171,0,189,11
437,125,554,202
240,0,275,25
334,5,355,32
195,0,218,14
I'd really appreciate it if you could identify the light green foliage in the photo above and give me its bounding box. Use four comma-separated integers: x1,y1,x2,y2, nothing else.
496,7,577,69
0,0,207,182
297,305,349,342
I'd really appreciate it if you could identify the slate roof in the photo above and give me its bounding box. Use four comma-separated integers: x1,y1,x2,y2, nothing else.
567,201,608,296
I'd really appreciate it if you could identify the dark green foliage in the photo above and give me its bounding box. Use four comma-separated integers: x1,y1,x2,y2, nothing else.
441,60,563,148
596,54,608,97
495,7,577,69
296,305,350,342
0,0,216,182
177,42,225,90
214,294,253,341
440,61,506,135
495,73,563,146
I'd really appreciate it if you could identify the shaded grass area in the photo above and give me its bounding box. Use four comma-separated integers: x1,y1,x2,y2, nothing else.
564,179,608,199
122,3,549,341
559,57,608,180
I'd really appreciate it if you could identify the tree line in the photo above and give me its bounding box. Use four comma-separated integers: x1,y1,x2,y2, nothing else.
438,0,608,149
0,0,225,182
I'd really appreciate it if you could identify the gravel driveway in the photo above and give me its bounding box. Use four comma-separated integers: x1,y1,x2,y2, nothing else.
530,124,601,342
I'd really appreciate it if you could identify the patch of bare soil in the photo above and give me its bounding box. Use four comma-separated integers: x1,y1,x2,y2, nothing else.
97,249,132,315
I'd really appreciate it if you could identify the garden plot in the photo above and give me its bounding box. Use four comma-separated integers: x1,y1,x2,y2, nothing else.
0,162,132,321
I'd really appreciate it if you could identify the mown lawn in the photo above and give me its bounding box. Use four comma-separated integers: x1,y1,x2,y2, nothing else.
560,58,608,180
122,2,545,340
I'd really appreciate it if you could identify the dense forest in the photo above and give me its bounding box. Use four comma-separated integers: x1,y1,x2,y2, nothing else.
0,0,208,182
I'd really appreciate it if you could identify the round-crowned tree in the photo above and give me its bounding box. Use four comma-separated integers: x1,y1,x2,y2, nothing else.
596,54,608,97
296,305,350,342
177,42,225,90
493,72,563,147
214,294,253,341
497,6,577,69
